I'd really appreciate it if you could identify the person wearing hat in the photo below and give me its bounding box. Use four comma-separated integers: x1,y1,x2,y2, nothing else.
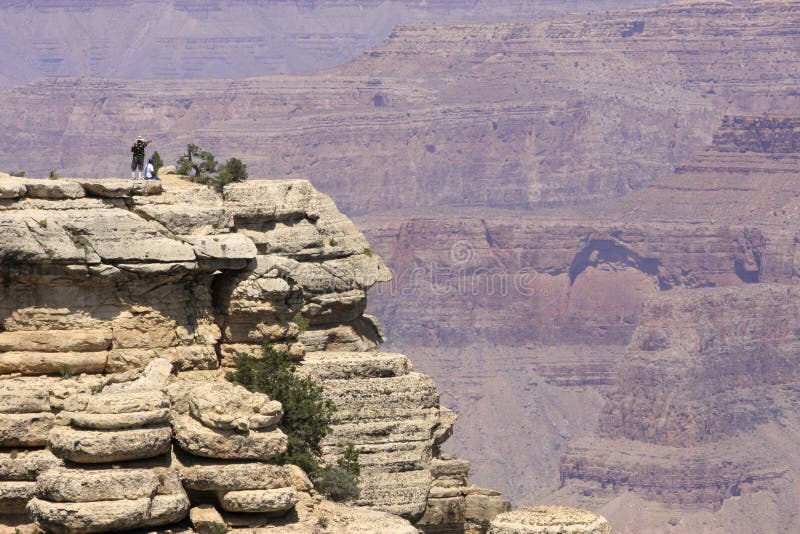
130,135,152,179
145,158,159,181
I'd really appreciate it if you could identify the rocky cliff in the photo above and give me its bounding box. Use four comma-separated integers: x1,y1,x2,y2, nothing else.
0,173,508,533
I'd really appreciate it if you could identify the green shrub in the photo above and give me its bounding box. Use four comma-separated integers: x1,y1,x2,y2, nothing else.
362,246,373,257
151,151,164,172
226,344,336,474
217,157,248,186
315,464,360,502
177,144,247,192
9,170,24,177
292,312,310,333
48,170,59,180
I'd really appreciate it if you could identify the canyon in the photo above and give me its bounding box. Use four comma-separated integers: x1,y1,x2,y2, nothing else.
0,0,668,88
1,0,800,532
363,114,800,532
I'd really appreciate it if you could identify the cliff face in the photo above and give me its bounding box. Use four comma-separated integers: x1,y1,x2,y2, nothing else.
0,174,507,533
1,2,799,216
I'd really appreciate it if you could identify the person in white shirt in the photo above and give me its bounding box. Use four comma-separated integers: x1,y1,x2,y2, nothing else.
145,158,159,180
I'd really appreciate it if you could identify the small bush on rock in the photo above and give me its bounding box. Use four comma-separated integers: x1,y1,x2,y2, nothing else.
226,344,336,474
227,344,361,501
315,441,361,502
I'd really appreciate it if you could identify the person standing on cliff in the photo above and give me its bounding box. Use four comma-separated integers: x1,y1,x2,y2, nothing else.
130,136,151,179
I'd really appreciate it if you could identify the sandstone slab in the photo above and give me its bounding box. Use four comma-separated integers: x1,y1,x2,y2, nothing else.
0,329,111,353
78,179,162,198
0,449,62,481
0,351,107,376
0,413,55,447
35,467,173,502
0,480,35,514
488,507,612,534
178,457,293,491
28,492,189,533
57,408,170,430
47,424,172,463
217,487,299,513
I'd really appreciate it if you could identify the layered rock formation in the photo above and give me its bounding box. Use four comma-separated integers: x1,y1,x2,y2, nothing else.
0,174,506,532
0,0,667,88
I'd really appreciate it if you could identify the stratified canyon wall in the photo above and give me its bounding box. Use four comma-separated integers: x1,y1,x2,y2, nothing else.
0,0,668,88
0,174,507,533
363,115,800,532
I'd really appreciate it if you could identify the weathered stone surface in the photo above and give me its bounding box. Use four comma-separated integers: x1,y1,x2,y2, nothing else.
0,329,111,353
0,449,61,481
217,487,299,513
57,408,170,430
0,378,51,414
77,179,162,198
35,467,177,503
0,413,55,447
0,480,36,513
63,390,168,414
47,425,172,463
489,507,612,534
177,456,293,491
300,351,412,380
188,382,282,432
172,414,288,460
27,492,190,533
189,505,226,534
0,351,107,376
23,180,86,200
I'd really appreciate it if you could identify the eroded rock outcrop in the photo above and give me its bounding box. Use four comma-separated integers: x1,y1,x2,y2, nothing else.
0,174,505,532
